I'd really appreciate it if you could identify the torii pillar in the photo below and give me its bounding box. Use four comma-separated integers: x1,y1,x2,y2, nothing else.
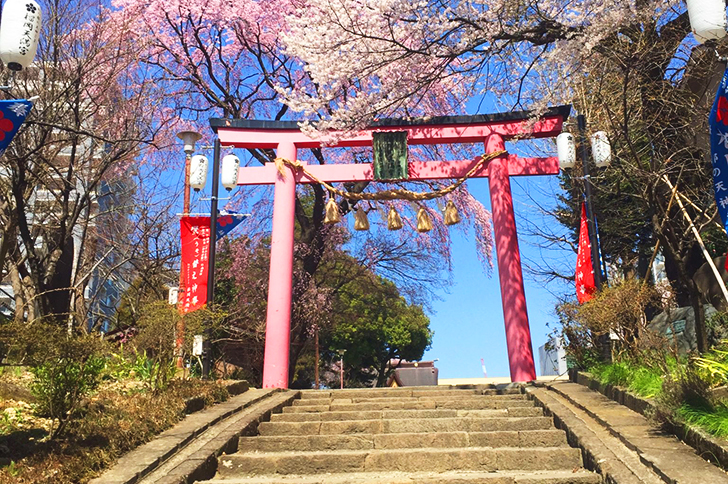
211,106,571,387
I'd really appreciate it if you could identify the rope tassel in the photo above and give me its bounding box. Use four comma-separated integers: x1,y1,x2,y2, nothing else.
416,207,432,233
388,207,403,230
324,197,340,224
354,208,370,231
444,200,461,226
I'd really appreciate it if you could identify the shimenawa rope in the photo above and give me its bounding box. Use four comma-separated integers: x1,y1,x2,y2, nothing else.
273,150,507,202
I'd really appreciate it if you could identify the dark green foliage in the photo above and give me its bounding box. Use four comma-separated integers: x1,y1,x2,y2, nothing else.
326,276,432,387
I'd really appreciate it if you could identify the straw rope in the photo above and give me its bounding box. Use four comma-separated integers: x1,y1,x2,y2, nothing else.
273,150,507,201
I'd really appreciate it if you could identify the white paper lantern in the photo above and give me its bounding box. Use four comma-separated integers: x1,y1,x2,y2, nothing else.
0,0,42,71
686,0,727,43
190,154,208,191
590,131,611,168
221,154,240,191
556,132,576,170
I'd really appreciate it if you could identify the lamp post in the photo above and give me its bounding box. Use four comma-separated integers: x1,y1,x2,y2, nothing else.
177,131,202,216
175,131,202,369
560,115,612,362
202,138,221,379
337,349,346,390
577,115,603,290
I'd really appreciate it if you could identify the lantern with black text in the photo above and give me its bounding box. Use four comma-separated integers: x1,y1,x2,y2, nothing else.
0,0,42,71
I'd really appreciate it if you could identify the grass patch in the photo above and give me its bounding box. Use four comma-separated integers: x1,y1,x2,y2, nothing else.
589,360,664,398
676,402,728,438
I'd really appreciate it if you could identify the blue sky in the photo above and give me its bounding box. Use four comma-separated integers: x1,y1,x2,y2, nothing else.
423,174,574,379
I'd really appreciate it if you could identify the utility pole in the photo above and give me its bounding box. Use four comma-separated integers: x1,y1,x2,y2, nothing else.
202,138,221,379
577,114,610,362
577,114,602,290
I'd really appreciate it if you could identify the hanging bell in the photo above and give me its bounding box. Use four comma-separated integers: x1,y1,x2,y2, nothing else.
354,208,370,231
324,197,341,224
387,206,403,230
444,200,461,226
416,207,432,233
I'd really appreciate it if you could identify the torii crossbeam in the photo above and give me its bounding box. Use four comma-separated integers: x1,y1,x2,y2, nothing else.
211,106,571,388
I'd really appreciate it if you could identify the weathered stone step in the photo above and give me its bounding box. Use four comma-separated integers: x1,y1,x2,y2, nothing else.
298,388,496,399
293,394,528,407
284,398,535,413
239,429,568,452
258,416,554,436
271,407,542,422
200,469,601,483
215,447,583,477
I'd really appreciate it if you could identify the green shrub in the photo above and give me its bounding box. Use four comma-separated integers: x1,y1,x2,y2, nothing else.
30,355,105,438
555,280,663,367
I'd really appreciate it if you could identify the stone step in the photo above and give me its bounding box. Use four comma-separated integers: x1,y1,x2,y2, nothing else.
298,388,495,399
284,399,535,413
215,447,583,477
199,469,601,483
271,407,543,423
239,429,568,452
292,394,528,407
301,385,510,399
258,416,554,436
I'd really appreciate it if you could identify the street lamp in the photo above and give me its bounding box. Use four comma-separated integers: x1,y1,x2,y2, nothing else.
188,137,240,378
176,131,202,215
558,115,611,290
175,130,202,369
337,349,347,390
685,0,727,43
558,115,612,361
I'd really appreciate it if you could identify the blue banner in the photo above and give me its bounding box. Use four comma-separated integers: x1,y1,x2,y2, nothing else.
710,67,728,234
0,99,33,156
216,210,247,240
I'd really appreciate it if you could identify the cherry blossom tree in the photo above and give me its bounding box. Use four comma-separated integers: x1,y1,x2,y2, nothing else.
281,0,728,353
104,0,499,381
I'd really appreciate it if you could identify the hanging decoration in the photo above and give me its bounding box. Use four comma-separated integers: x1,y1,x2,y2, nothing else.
0,99,33,156
354,208,369,231
387,207,403,230
179,217,211,314
0,0,42,71
444,200,461,226
709,63,728,271
324,197,341,224
272,149,506,201
416,207,432,233
576,202,597,304
373,131,408,181
685,0,727,43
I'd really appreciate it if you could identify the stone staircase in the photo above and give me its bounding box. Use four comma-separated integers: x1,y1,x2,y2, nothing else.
198,387,601,483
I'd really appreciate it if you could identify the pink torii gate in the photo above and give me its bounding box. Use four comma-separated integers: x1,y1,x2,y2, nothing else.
211,106,571,388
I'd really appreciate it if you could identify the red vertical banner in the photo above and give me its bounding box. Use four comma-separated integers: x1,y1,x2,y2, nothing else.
576,202,597,304
180,216,211,313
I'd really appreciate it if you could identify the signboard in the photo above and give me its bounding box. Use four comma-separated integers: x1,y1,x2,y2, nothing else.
192,335,204,356
180,216,210,313
373,131,408,181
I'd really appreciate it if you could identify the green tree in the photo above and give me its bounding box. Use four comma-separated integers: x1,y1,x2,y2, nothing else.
326,276,432,388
